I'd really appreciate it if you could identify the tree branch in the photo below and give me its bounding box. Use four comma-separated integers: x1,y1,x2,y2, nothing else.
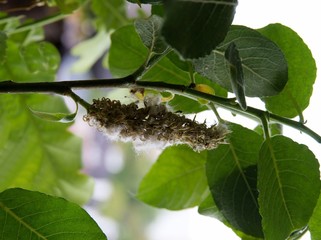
0,77,320,143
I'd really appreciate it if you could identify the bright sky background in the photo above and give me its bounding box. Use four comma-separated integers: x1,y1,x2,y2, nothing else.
144,1,321,239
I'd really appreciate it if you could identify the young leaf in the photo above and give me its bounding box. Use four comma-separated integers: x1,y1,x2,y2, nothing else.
224,42,246,110
258,24,317,118
108,25,149,77
136,145,208,210
206,123,264,238
193,25,288,97
92,0,129,30
135,15,168,55
258,136,320,240
72,29,111,73
0,188,107,239
162,0,237,59
29,102,78,123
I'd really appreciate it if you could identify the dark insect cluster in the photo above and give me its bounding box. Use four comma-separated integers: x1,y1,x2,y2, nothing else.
83,97,227,151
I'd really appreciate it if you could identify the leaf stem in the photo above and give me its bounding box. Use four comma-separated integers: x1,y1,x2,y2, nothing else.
67,90,91,110
0,78,320,143
207,102,224,123
6,13,67,36
187,61,196,84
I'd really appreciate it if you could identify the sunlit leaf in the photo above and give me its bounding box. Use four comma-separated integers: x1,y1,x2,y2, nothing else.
162,0,237,59
0,188,107,239
198,192,224,220
258,23,317,118
108,25,148,77
92,0,129,30
206,123,264,237
137,145,208,210
0,94,93,205
0,40,92,205
0,41,60,81
72,29,111,73
309,194,321,240
193,25,288,97
258,136,320,240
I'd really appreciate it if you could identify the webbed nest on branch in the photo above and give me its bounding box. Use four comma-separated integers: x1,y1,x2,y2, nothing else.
83,97,227,151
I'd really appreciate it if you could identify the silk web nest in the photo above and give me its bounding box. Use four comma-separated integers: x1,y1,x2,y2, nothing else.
83,96,228,151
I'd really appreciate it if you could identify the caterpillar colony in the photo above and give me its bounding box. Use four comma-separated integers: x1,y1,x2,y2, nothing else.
83,91,227,152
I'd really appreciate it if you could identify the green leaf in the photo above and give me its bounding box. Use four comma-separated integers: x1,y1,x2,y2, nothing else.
162,0,237,59
168,74,228,114
309,194,321,240
0,15,21,32
140,56,190,85
127,0,163,5
0,188,107,239
168,95,208,114
166,50,190,72
198,194,264,240
127,0,162,4
92,0,129,30
72,29,111,73
193,25,288,97
198,192,225,220
49,0,86,13
0,16,44,46
258,24,317,118
224,42,246,110
135,15,168,54
206,123,264,238
137,145,208,210
0,31,6,64
0,94,93,205
254,123,283,137
151,4,164,17
258,136,320,240
108,25,149,77
29,102,78,123
0,41,60,82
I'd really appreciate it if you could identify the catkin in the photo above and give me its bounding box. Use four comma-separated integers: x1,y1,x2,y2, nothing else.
83,97,227,151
